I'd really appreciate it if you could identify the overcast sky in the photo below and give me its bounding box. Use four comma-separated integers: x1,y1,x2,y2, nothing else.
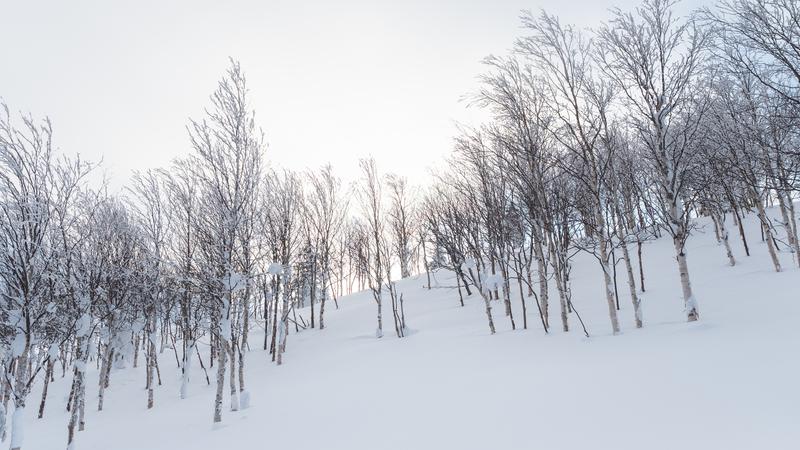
1,0,706,190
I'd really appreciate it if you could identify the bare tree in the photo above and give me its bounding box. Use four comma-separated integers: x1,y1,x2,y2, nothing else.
518,11,622,333
704,0,800,112
356,158,386,338
597,0,710,322
262,169,303,364
187,58,264,422
305,165,347,331
0,104,77,450
386,174,417,279
162,160,202,400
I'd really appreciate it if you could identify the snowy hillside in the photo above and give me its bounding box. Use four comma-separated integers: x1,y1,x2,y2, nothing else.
20,209,799,450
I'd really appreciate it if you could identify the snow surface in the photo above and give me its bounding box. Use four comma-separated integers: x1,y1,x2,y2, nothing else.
20,210,800,450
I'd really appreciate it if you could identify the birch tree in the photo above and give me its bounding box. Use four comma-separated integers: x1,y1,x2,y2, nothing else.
518,11,622,333
187,58,264,422
356,158,386,338
305,165,347,331
0,104,62,450
597,0,710,321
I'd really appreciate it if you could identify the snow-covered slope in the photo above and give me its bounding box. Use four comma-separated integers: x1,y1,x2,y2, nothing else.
23,210,800,450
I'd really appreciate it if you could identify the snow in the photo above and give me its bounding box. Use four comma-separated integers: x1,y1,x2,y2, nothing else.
74,359,87,374
267,263,283,275
10,331,25,358
10,406,24,449
224,272,247,292
47,344,59,360
482,271,502,292
179,342,195,400
75,312,92,338
219,317,231,340
461,258,477,271
684,294,699,317
239,390,250,410
16,210,800,449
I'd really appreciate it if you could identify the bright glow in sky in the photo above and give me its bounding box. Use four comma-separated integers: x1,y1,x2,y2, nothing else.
1,0,706,190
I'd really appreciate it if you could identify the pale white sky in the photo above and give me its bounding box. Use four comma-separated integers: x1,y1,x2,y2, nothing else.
1,0,705,190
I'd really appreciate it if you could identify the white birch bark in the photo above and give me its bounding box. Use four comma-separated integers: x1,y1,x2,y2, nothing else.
598,228,621,334
532,232,549,329
213,334,227,423
776,192,800,267
10,339,30,450
616,216,642,328
718,214,736,267
548,239,569,332
480,288,496,335
755,196,782,272
179,340,195,400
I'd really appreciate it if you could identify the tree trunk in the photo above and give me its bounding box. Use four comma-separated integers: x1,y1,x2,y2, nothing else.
277,275,292,365
310,267,317,329
500,263,515,330
514,257,528,330
455,269,465,307
270,288,279,360
776,191,800,267
10,342,31,450
711,213,722,243
480,288,496,335
213,335,227,423
755,194,782,272
787,198,799,259
718,214,736,267
319,272,327,330
37,359,54,419
673,235,699,322
548,240,569,332
459,270,472,296
533,235,549,329
66,376,83,448
636,237,645,293
616,213,642,328
423,242,431,290
228,336,239,412
375,288,383,338
132,333,140,368
731,201,750,257
98,345,115,411
238,287,249,408
10,402,25,450
598,230,621,334
180,340,195,400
